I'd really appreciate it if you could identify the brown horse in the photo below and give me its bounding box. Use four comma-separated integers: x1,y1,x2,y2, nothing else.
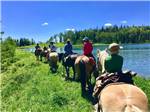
94,49,148,112
75,55,96,94
40,48,50,62
34,48,43,61
48,52,59,73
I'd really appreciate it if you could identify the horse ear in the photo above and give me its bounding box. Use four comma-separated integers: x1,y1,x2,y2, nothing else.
97,49,101,57
97,49,101,55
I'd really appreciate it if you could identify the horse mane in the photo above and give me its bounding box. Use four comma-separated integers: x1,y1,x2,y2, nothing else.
97,49,109,73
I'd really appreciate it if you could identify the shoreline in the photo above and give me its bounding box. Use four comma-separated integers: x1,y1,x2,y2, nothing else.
18,42,150,49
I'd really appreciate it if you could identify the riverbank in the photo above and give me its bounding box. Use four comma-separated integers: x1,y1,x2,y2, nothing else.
18,43,109,49
1,49,150,111
18,42,150,49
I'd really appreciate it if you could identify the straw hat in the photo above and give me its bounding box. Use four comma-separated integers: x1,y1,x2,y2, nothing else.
108,43,120,54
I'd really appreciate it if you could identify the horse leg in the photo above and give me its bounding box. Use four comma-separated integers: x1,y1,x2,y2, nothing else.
79,60,86,94
36,55,39,61
87,74,92,91
65,66,69,80
40,54,42,61
72,65,76,80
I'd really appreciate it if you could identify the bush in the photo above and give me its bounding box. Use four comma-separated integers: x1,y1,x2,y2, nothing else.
1,37,16,72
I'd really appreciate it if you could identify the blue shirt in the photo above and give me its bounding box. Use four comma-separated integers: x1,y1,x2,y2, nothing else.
64,43,73,54
49,45,57,52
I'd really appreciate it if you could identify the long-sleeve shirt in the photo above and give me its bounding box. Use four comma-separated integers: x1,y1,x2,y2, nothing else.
64,43,73,54
35,45,40,50
104,54,123,73
83,41,93,55
49,45,57,52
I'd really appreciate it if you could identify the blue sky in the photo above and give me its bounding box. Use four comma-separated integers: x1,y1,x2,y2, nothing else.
1,1,150,42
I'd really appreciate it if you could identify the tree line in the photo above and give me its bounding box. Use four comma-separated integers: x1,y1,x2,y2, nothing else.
15,38,35,46
48,25,150,44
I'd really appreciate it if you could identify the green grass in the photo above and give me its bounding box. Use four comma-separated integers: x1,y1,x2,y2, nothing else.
134,76,150,108
1,49,93,112
1,49,150,111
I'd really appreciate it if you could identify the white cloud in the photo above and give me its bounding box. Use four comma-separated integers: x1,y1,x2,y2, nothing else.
41,22,48,26
120,20,127,24
66,28,75,32
104,23,112,27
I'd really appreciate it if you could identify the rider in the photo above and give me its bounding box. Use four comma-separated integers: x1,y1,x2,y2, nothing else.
93,43,123,98
49,41,57,52
104,43,123,73
82,37,95,62
43,46,48,51
64,39,73,56
35,43,41,50
82,37,97,76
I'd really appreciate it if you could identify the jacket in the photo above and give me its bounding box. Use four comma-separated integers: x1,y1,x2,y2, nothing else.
83,41,93,55
64,43,73,54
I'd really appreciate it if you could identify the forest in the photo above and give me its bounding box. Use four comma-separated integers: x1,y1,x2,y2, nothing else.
48,25,150,44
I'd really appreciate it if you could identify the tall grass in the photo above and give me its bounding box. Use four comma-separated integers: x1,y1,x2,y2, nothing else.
1,50,93,112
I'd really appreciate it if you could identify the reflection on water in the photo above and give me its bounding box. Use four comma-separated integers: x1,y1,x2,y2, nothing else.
24,44,150,77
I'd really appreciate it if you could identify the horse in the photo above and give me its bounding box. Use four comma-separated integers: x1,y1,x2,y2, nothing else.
95,83,148,112
97,49,109,73
75,55,96,94
94,49,148,112
59,53,79,80
40,48,50,62
48,52,59,73
34,48,43,61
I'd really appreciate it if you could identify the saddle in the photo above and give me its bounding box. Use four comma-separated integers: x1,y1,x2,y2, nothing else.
50,52,58,57
93,70,136,97
89,57,96,65
64,53,79,62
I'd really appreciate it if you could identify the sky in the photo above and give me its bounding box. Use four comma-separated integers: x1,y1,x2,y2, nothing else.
1,1,150,42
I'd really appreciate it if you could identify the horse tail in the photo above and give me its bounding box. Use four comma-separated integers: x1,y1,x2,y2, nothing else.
124,105,142,112
79,60,86,94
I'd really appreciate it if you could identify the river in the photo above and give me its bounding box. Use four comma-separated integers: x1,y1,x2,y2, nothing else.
24,43,150,77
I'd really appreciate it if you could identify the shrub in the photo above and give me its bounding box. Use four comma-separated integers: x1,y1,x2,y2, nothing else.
1,37,16,72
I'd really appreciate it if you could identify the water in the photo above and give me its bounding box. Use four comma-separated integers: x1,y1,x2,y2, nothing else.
24,44,150,77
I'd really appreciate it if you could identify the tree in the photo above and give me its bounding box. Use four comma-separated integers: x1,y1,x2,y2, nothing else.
49,25,150,44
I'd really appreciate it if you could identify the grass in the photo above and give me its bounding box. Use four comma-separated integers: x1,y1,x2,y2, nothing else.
134,76,150,108
1,49,93,112
1,49,150,111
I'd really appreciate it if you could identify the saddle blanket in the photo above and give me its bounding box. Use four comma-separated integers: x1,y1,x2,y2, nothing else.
49,52,58,57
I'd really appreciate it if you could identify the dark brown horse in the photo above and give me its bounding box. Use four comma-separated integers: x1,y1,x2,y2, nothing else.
59,53,79,80
34,48,43,61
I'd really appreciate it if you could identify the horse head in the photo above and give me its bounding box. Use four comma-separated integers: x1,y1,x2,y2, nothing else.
97,49,109,73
